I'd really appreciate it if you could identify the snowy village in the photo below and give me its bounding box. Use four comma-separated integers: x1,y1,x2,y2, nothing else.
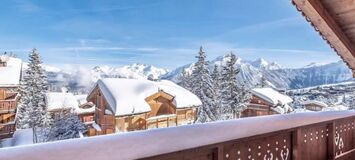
0,0,355,160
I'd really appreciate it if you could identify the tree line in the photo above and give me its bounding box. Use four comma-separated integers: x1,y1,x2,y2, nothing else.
179,47,252,123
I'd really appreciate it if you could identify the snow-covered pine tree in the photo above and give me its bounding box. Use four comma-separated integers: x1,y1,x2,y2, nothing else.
211,64,222,119
220,52,251,119
45,110,86,141
16,49,49,129
178,69,192,91
259,74,269,88
190,46,217,123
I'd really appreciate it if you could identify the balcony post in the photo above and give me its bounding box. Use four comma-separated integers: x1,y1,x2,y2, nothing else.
327,122,336,160
292,128,302,160
213,145,224,160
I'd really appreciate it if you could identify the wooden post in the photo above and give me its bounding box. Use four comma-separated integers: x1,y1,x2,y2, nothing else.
292,128,302,160
327,122,336,160
167,117,169,127
212,145,224,160
156,119,158,128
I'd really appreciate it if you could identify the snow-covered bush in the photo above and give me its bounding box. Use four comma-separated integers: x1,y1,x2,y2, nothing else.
45,111,86,141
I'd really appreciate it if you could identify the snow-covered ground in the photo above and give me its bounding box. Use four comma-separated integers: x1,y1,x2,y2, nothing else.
0,129,33,148
288,81,355,109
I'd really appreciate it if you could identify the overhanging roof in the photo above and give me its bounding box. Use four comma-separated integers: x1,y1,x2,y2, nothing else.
292,0,355,77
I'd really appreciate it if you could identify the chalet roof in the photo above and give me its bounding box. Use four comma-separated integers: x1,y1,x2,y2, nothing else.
292,0,355,77
0,56,22,87
45,92,95,114
92,78,202,116
251,88,293,105
301,100,328,108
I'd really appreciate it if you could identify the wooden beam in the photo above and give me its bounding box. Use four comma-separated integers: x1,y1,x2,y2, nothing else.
293,0,355,76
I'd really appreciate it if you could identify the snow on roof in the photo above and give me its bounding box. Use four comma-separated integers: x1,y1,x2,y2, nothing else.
291,108,314,114
0,56,22,87
301,100,328,108
146,114,176,121
46,92,95,114
1,111,355,160
271,104,293,114
74,94,88,105
95,78,202,116
251,87,293,105
46,92,79,112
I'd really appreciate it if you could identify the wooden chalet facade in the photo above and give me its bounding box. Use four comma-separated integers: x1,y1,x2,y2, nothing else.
0,56,22,139
242,88,293,117
302,100,328,111
86,78,201,136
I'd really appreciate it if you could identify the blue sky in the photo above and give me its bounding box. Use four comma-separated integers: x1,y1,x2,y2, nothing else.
0,0,341,69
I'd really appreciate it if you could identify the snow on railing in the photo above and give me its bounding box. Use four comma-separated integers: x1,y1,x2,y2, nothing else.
1,111,355,160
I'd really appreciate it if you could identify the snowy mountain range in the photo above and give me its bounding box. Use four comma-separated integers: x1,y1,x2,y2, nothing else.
44,63,168,92
41,54,353,92
162,55,354,89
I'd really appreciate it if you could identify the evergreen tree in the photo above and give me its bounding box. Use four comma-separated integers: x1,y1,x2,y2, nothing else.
220,52,251,119
259,74,269,88
178,69,192,91
45,111,86,141
211,64,222,119
190,46,217,123
16,49,49,129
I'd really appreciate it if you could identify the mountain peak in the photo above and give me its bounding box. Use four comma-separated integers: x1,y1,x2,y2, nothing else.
303,62,325,68
248,58,281,70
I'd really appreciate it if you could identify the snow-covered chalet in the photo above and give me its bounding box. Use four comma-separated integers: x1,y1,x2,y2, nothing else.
243,87,293,117
301,100,328,111
45,92,95,126
0,55,22,139
86,78,202,136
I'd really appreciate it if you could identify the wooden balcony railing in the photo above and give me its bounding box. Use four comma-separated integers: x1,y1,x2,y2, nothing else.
0,100,17,113
1,111,355,160
0,93,18,113
0,122,16,138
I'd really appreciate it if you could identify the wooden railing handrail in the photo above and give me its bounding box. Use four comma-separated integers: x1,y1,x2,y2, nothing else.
1,111,355,160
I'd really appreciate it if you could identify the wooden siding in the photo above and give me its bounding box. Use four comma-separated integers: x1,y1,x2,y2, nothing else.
305,104,325,111
0,122,15,139
115,108,196,132
0,89,18,139
242,96,278,117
